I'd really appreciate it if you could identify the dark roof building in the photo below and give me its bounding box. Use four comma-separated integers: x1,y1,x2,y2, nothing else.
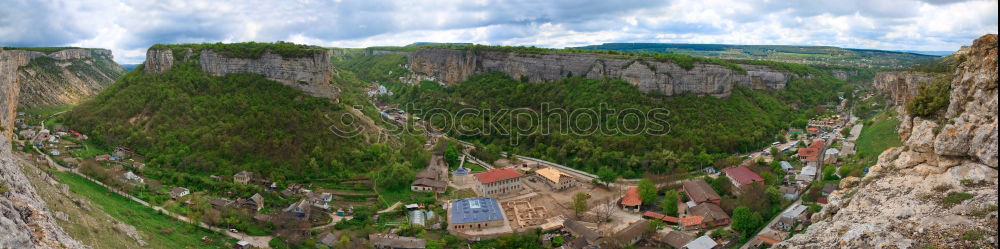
658,231,695,249
682,179,721,205
563,220,603,245
369,233,426,249
689,203,731,228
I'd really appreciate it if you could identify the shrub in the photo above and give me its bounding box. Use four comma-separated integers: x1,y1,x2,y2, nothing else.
939,192,974,208
906,75,951,117
961,230,983,241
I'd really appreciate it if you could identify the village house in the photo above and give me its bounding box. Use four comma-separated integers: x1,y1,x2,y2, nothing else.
368,233,426,249
723,165,764,189
237,193,264,212
609,219,648,247
796,165,818,184
657,231,695,249
95,154,111,162
62,157,80,167
780,186,799,200
758,229,785,246
682,179,721,205
281,183,304,196
778,204,809,231
210,198,234,208
412,155,449,193
563,219,604,247
620,186,642,212
824,148,840,164
534,167,576,190
233,171,254,185
169,187,190,199
284,199,311,219
473,168,524,197
308,192,333,211
123,171,144,184
779,161,794,172
684,235,718,249
688,203,731,228
447,197,506,234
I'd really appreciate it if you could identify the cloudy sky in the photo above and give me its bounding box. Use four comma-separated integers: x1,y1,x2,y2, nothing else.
2,0,996,64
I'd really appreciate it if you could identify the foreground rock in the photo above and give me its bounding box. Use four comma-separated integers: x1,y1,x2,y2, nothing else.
778,34,998,249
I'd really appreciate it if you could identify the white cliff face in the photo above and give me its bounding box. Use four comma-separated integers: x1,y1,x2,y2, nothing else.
143,48,340,100
1,48,89,249
873,71,938,105
778,34,998,249
404,48,800,98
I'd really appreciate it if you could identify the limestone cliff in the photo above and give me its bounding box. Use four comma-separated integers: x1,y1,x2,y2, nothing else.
873,71,938,105
779,34,998,248
2,48,124,108
403,48,805,97
143,47,339,100
1,48,89,248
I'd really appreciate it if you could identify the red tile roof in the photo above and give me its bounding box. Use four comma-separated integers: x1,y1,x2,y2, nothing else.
474,168,523,184
621,187,642,207
818,197,828,204
798,148,820,160
680,216,704,227
662,216,679,224
643,211,665,220
724,166,765,186
809,140,824,149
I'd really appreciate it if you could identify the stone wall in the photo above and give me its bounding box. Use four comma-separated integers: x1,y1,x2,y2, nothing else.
405,48,801,97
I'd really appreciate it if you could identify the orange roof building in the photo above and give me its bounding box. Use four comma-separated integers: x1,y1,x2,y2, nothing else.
620,187,642,212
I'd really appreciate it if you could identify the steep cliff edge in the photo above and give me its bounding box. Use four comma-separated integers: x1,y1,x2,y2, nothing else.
1,48,89,248
403,48,806,97
779,34,998,248
1,47,124,108
873,71,938,105
143,45,339,100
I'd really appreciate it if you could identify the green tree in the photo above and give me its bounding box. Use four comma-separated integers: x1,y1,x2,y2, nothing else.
731,206,758,236
573,192,589,218
662,189,679,216
596,167,618,187
444,144,460,168
637,179,657,207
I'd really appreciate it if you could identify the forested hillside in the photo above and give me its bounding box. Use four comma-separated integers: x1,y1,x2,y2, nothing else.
61,58,425,183
382,69,847,177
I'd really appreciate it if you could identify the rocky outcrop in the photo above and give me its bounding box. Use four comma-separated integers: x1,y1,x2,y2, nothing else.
143,48,339,100
0,48,21,138
404,48,803,97
874,71,938,105
2,48,89,248
0,48,124,109
830,69,859,81
779,34,998,249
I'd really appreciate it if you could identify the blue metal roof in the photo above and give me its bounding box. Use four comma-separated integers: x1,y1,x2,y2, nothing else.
453,167,469,175
450,197,504,224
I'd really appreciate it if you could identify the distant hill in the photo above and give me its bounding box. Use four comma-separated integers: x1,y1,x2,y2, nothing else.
121,64,140,71
898,50,955,56
571,43,940,69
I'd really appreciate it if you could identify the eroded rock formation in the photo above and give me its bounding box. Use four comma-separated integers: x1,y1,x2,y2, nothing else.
143,48,340,100
2,48,124,109
778,34,998,249
402,48,804,97
874,71,938,105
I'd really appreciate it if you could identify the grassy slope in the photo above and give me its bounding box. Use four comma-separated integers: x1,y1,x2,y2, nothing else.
855,111,902,160
56,171,232,248
20,165,138,249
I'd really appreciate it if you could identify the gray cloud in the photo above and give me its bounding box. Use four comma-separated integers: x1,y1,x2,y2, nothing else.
1,0,996,63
